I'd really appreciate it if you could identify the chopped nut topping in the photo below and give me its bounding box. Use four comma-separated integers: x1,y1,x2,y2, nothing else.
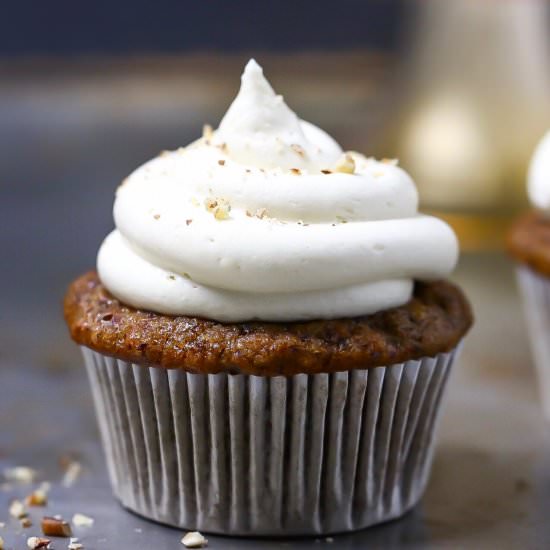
21,517,32,528
290,168,301,175
214,206,230,220
42,516,72,538
9,499,27,519
181,531,208,548
27,537,51,549
186,219,193,226
204,198,218,211
332,153,355,174
72,513,94,528
4,467,37,484
26,489,48,507
202,124,213,140
381,158,398,165
290,143,305,157
321,169,332,175
217,159,225,166
246,208,268,219
153,214,160,220
205,197,231,220
255,208,267,219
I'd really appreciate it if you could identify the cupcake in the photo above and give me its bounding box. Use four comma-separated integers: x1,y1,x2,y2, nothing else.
64,59,472,535
508,130,550,419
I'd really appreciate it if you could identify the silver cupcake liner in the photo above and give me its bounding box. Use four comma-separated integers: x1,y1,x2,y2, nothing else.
516,266,550,420
82,346,460,535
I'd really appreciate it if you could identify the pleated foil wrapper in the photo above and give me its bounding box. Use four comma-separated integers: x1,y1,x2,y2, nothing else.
516,266,550,420
82,346,459,536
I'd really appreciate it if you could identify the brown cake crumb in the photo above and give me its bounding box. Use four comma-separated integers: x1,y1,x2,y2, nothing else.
507,210,550,278
64,273,472,376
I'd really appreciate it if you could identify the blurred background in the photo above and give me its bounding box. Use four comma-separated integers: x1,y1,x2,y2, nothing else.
1,0,550,365
2,4,550,547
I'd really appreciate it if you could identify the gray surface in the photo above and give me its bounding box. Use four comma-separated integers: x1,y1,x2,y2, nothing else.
1,59,550,548
1,254,549,549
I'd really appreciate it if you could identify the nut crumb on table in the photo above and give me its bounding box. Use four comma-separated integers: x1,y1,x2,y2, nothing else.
181,531,208,548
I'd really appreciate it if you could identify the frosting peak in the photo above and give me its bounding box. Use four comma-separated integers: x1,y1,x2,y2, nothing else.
97,60,458,322
528,130,550,213
215,58,342,171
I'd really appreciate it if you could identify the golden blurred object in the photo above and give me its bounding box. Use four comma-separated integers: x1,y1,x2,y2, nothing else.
380,0,550,249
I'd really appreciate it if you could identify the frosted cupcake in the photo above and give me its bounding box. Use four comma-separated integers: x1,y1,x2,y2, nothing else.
65,60,472,535
508,130,550,419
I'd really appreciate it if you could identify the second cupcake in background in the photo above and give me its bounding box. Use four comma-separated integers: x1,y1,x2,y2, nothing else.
509,130,550,420
65,59,472,535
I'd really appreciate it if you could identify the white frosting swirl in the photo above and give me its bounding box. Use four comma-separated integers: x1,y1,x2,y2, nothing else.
528,130,550,214
98,59,458,322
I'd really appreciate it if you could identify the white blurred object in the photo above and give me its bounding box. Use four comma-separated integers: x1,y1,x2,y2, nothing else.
394,0,550,212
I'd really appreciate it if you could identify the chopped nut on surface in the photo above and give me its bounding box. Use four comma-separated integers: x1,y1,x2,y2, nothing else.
27,537,51,549
71,513,94,528
38,482,51,493
185,219,193,226
21,517,33,528
42,516,72,537
321,169,332,174
153,214,160,220
61,461,81,488
290,168,301,175
4,467,37,483
181,531,208,548
332,153,355,174
68,542,83,550
26,489,48,507
9,499,27,519
217,159,225,166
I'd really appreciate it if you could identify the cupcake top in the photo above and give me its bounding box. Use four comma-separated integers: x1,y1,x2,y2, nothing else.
528,130,550,214
98,59,458,322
